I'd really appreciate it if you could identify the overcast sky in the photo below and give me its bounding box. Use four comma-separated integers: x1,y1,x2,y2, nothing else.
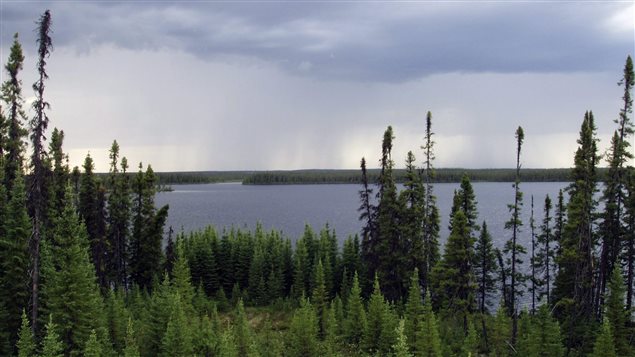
0,1,633,171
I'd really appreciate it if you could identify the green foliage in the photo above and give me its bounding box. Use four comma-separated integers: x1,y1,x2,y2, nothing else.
462,320,479,357
420,291,442,357
363,276,397,355
312,259,329,340
404,269,424,355
343,272,366,346
41,316,64,357
393,319,413,357
532,304,564,357
233,299,257,357
474,221,498,314
490,306,511,357
161,294,194,357
605,265,630,356
287,298,319,357
591,318,618,357
123,318,141,357
16,310,35,357
84,330,102,357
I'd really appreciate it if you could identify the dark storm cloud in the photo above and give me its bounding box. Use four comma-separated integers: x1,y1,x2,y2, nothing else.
2,1,631,82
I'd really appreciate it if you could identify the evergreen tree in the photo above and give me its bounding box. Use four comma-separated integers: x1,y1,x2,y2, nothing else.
312,259,329,340
107,141,131,289
84,330,102,357
591,318,617,357
359,157,376,273
47,186,105,356
605,264,630,356
0,172,31,351
462,320,479,357
2,33,27,193
393,319,413,357
533,304,565,357
474,221,497,314
161,294,194,357
535,195,555,306
404,269,425,355
28,9,53,335
400,151,425,279
421,111,441,292
363,275,397,355
431,210,475,331
41,316,63,357
47,128,69,222
529,195,538,313
503,126,526,344
420,291,442,357
79,153,108,289
123,318,140,357
490,305,511,357
626,170,635,313
16,310,35,357
554,111,600,353
233,299,256,357
343,272,366,346
287,298,319,357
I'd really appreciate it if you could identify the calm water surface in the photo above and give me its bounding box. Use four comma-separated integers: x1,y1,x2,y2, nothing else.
156,182,570,249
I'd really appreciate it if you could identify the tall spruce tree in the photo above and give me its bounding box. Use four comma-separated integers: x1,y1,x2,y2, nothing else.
343,272,366,346
421,111,441,292
107,141,131,289
359,157,376,271
554,111,600,354
503,126,526,344
474,221,497,314
404,269,425,355
534,195,555,306
399,151,425,280
47,128,69,221
605,264,630,356
2,33,27,193
28,9,53,334
46,186,105,355
363,275,397,355
529,195,538,313
16,310,35,357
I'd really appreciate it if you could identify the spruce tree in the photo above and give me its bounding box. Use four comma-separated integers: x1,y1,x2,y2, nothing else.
431,210,475,331
84,330,102,357
123,318,140,357
393,319,413,357
343,272,366,346
47,186,105,355
420,291,442,357
41,315,63,357
533,304,565,357
107,141,131,289
490,305,511,357
233,299,256,357
400,151,425,278
605,264,630,356
161,294,194,357
553,111,600,353
503,126,526,344
287,298,319,357
1,33,27,193
0,172,31,351
359,157,376,272
363,275,397,355
591,318,617,357
16,311,35,357
474,221,497,314
404,269,425,355
28,9,53,335
421,111,441,292
47,128,69,222
535,195,554,305
462,320,479,357
312,259,329,340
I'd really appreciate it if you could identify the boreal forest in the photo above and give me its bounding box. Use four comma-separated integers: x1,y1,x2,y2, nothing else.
1,9,634,357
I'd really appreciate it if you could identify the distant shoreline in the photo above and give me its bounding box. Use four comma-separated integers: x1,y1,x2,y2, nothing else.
136,167,605,186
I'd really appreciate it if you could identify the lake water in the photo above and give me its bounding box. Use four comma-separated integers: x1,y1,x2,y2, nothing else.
155,181,570,250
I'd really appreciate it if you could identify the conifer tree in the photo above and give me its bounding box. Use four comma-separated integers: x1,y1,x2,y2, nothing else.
393,319,413,357
533,304,565,357
107,141,131,289
474,221,497,314
287,298,319,357
47,128,69,221
503,126,526,344
0,172,31,350
554,112,600,352
529,195,538,313
626,170,635,311
591,318,617,357
161,294,194,357
535,195,554,305
421,111,441,291
420,291,442,357
431,210,475,331
29,9,53,335
16,311,35,357
359,157,376,271
363,275,397,355
233,299,257,357
605,264,630,356
41,315,63,357
400,151,425,278
84,330,102,357
343,272,366,346
312,259,329,340
404,269,425,355
490,305,511,357
123,318,140,357
462,320,479,357
2,33,27,193
47,186,105,355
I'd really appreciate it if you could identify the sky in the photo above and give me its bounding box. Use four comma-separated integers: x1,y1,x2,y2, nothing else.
0,1,633,172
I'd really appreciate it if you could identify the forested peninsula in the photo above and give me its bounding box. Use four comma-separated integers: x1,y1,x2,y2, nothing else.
1,10,634,357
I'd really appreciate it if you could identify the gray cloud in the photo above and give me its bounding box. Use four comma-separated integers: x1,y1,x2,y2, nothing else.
2,1,632,82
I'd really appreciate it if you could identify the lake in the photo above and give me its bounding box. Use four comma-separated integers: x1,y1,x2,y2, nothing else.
155,181,570,250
